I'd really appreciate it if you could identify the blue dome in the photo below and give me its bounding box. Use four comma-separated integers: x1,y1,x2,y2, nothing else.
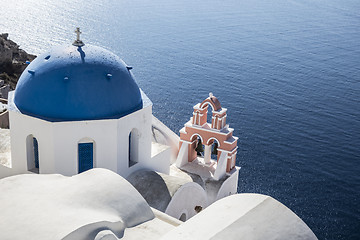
14,44,143,121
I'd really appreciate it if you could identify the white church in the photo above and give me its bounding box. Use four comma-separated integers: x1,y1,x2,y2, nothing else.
0,29,317,240
8,28,169,177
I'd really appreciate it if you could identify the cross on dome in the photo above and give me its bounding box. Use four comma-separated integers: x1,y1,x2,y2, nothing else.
73,27,85,47
75,28,81,41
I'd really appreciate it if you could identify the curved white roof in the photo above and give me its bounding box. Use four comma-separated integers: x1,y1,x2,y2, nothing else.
0,168,154,239
161,193,317,240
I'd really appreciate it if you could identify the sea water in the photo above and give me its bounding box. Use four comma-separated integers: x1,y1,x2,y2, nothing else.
1,0,359,239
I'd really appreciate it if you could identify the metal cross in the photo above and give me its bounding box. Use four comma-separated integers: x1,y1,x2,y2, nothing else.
73,27,85,47
75,27,81,41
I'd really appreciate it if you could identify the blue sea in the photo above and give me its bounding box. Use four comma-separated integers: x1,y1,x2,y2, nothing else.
1,0,359,238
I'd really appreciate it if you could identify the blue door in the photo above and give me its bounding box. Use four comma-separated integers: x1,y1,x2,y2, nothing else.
78,143,93,173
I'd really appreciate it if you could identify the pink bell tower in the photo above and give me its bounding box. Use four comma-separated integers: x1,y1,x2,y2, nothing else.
176,93,238,180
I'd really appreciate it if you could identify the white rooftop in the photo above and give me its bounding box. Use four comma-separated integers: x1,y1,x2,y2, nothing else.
0,168,317,239
161,193,317,240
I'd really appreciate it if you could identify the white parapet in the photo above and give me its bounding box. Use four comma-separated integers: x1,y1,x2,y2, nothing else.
175,142,189,168
213,151,228,180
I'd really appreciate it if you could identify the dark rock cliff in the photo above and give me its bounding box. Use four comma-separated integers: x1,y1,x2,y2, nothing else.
0,33,36,91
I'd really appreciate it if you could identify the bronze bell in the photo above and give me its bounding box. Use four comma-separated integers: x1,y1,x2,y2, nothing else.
212,142,218,155
195,138,204,154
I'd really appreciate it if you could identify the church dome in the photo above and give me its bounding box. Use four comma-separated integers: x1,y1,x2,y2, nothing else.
14,44,143,122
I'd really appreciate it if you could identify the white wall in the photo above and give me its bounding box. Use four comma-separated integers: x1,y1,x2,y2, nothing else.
9,110,55,174
52,119,118,176
216,167,240,201
117,105,154,177
151,142,171,175
8,97,170,179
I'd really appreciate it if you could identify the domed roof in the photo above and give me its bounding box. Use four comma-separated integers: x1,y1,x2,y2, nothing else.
14,44,143,121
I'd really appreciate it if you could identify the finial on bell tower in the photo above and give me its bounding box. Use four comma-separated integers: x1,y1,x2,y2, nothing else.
73,27,85,47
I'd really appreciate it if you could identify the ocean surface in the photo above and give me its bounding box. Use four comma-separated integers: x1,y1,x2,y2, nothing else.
1,0,359,238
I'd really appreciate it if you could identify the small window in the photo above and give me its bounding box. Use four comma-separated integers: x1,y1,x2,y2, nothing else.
129,129,139,167
26,135,39,173
194,206,203,213
33,138,39,168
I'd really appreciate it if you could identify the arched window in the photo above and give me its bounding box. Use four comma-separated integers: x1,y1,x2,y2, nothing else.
206,104,213,126
26,135,39,173
195,136,205,157
129,129,139,167
207,138,220,159
78,138,95,173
